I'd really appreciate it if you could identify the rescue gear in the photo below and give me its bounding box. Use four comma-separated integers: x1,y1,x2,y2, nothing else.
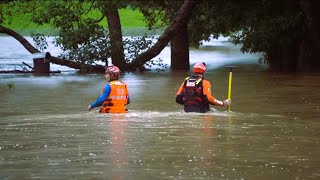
105,65,120,80
193,62,207,74
99,80,129,113
176,61,227,113
182,76,210,113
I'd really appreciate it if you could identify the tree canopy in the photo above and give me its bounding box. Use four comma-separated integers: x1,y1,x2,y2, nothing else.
1,0,319,73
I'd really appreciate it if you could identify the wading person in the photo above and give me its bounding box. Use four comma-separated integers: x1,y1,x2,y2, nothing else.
176,62,231,113
88,65,130,113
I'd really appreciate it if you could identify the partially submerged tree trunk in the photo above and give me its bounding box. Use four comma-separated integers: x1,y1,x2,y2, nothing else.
0,0,196,73
268,41,300,72
0,25,105,73
297,0,320,72
170,22,190,70
105,8,126,70
129,0,196,70
0,25,39,53
47,53,105,72
261,0,320,73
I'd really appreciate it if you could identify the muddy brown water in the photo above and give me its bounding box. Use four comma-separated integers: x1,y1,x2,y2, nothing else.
0,35,319,179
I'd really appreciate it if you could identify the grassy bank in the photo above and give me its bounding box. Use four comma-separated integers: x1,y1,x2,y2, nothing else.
3,8,163,36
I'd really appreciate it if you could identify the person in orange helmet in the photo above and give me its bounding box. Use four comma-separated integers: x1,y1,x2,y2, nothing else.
88,65,130,113
176,62,231,113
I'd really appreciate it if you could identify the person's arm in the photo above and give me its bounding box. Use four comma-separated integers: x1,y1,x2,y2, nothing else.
176,82,185,105
89,84,111,110
125,83,130,105
202,80,224,106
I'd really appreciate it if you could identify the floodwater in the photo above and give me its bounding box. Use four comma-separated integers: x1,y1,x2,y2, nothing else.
0,36,320,179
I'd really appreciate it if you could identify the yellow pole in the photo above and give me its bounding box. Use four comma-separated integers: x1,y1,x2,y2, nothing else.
226,66,235,112
227,71,232,112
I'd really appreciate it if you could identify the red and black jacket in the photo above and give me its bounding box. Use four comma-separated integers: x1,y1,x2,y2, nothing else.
176,76,210,113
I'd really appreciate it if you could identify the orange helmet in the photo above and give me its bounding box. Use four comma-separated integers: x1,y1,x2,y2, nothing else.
193,62,207,74
105,65,120,80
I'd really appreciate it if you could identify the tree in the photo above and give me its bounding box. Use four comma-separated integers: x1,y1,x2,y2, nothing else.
98,1,127,70
187,0,320,72
130,0,192,70
0,25,105,72
128,0,195,70
0,0,196,72
29,0,126,71
0,0,111,72
2,0,319,73
224,0,319,72
296,0,320,72
105,8,126,69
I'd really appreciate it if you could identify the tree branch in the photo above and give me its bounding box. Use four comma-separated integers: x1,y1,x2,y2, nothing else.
0,25,105,73
129,0,196,69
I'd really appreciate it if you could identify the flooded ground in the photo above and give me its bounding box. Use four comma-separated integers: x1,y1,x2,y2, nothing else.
0,36,320,179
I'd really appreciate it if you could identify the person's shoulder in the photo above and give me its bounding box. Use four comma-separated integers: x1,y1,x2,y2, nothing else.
110,80,128,86
104,83,111,88
202,79,211,85
119,80,128,85
102,83,111,92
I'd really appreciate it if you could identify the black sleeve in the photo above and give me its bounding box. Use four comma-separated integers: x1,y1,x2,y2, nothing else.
203,95,213,105
176,95,184,105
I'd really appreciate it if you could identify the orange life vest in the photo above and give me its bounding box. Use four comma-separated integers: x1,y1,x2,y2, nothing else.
99,80,129,113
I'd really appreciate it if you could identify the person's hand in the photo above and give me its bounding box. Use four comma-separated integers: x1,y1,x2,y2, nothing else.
223,99,231,106
88,105,92,112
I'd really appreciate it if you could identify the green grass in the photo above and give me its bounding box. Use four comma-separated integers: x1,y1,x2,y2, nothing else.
119,8,147,27
2,7,162,36
2,13,57,35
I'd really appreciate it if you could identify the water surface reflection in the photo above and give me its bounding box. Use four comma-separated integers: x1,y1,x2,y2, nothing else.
1,36,320,179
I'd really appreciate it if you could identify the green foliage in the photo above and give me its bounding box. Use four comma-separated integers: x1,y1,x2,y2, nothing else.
58,33,111,67
123,34,167,71
0,1,57,35
145,58,168,72
31,33,48,52
129,0,182,30
1,0,167,71
187,0,306,67
188,0,249,47
1,0,310,72
123,35,155,62
228,0,306,65
0,1,149,35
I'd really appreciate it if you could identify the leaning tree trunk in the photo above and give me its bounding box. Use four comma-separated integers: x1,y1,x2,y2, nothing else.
105,8,126,70
170,22,190,70
0,25,105,73
0,25,39,53
129,0,196,70
1,0,196,73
